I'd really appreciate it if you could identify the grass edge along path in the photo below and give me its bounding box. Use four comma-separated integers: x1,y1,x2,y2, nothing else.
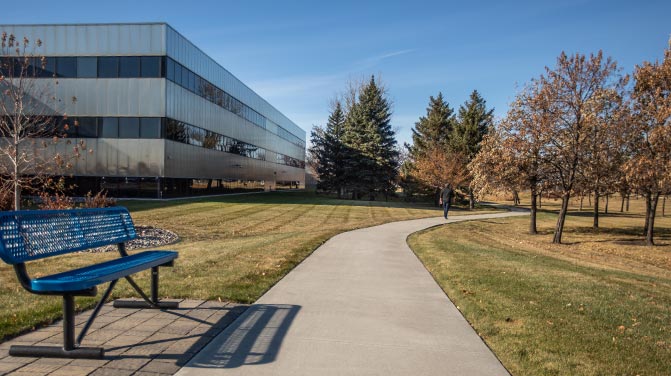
0,192,499,341
408,215,671,375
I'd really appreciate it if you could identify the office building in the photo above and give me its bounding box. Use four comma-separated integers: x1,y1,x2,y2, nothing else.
0,23,306,198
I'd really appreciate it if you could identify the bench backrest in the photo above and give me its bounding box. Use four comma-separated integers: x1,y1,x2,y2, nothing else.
0,207,136,265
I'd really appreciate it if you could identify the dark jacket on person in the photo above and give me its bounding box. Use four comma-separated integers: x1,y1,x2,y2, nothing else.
441,187,453,204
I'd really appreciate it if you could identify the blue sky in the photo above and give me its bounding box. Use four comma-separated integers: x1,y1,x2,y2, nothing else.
2,0,669,146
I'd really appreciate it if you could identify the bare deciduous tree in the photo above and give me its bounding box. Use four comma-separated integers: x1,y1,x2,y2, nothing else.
0,32,82,210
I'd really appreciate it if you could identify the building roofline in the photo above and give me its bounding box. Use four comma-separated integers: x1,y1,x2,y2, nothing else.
0,22,168,27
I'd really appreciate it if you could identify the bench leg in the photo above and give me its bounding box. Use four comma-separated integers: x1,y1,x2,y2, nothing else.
9,295,104,359
114,266,179,309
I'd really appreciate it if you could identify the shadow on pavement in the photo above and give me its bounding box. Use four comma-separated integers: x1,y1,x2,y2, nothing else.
187,304,301,369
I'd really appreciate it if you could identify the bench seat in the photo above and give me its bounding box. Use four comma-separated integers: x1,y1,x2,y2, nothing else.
31,250,178,293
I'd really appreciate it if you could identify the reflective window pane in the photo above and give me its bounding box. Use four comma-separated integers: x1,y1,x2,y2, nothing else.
119,117,140,138
98,57,119,78
56,57,76,78
78,117,98,137
140,118,161,138
119,56,140,78
166,58,175,81
140,56,160,77
173,62,182,86
77,57,97,78
181,65,189,89
39,57,55,77
189,71,196,92
100,117,119,137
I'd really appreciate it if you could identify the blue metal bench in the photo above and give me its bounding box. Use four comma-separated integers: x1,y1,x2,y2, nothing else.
0,207,179,359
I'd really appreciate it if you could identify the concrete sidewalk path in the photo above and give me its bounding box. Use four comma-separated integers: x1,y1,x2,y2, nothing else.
177,211,528,376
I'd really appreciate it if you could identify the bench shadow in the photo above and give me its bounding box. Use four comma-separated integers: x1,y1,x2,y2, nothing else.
100,304,299,368
185,304,301,369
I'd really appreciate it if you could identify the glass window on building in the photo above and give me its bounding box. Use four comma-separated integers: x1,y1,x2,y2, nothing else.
78,117,98,137
56,57,76,78
166,58,175,81
64,118,78,138
188,71,196,92
98,57,119,78
40,57,56,77
140,118,161,138
119,117,140,138
140,56,161,77
77,57,97,78
119,56,140,78
181,65,189,90
99,117,119,138
174,63,182,86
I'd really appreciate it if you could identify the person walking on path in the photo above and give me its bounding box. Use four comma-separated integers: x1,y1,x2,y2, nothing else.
440,184,454,219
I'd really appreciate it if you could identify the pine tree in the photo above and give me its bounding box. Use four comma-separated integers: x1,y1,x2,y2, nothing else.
451,90,494,209
309,101,348,197
342,76,398,200
406,93,456,203
309,125,328,189
407,92,456,159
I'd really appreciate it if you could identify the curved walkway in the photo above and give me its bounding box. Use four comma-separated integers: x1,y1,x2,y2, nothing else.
177,211,529,376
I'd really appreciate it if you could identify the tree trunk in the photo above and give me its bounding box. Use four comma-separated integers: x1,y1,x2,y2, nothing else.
434,188,441,207
469,188,475,210
646,192,660,246
530,190,538,235
626,194,630,212
552,193,571,244
593,191,600,229
605,194,609,214
539,192,542,208
663,195,666,217
13,161,20,210
620,193,625,212
512,190,520,206
643,193,651,236
580,196,584,211
588,194,591,207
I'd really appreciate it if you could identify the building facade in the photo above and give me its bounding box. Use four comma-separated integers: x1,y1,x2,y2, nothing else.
0,23,306,198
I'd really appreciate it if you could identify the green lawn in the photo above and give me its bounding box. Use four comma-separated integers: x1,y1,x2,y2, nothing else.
0,191,494,341
409,200,671,375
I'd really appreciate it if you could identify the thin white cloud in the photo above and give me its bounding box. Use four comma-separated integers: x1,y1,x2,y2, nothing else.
356,49,415,69
249,48,415,99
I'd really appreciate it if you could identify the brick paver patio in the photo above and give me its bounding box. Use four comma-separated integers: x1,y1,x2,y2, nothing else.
0,300,248,376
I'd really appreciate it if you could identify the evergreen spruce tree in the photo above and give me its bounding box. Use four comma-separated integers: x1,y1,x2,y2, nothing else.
309,125,329,189
407,92,456,159
309,101,348,196
406,93,457,203
451,90,494,208
324,101,347,197
342,76,398,200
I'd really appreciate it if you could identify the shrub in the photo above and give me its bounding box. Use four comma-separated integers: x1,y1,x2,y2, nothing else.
82,190,117,208
36,191,75,210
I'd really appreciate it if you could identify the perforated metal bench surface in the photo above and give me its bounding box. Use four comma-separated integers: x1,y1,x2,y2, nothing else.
31,250,178,292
